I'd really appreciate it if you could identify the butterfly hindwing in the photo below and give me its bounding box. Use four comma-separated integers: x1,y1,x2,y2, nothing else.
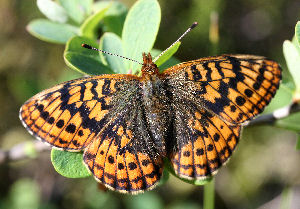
162,54,282,124
169,99,241,179
83,103,164,193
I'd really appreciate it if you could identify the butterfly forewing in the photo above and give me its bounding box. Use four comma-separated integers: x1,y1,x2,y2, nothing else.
20,75,138,150
162,54,282,125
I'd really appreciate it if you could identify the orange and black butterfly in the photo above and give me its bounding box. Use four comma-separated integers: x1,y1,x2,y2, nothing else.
19,24,282,194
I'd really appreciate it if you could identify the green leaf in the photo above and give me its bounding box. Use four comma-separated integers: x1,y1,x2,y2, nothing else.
154,42,181,67
262,83,294,114
295,21,300,48
24,142,38,158
59,0,93,24
275,112,300,132
122,0,161,74
100,32,126,73
164,158,212,185
124,192,163,209
51,149,91,178
151,49,181,72
292,36,300,55
283,40,300,93
9,179,40,209
64,36,113,75
37,0,68,23
158,169,169,186
27,19,79,44
80,7,108,39
296,135,300,150
93,1,128,36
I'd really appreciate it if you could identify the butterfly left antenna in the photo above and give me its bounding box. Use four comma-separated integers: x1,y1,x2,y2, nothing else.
81,44,143,65
153,22,198,63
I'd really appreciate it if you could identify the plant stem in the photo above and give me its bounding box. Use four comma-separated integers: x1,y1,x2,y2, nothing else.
280,187,292,209
204,179,215,209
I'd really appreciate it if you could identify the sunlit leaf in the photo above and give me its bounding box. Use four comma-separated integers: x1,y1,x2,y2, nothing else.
64,36,113,75
122,0,161,74
100,32,126,73
59,0,93,24
151,49,181,72
37,0,68,23
275,112,300,132
80,7,108,39
154,42,181,67
283,40,300,93
27,19,79,44
263,83,294,114
295,21,300,47
51,149,91,178
93,1,128,36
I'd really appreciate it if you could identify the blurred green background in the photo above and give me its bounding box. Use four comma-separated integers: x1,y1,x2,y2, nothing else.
1,0,300,209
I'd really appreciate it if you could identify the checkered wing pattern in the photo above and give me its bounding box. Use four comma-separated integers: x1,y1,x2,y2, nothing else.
162,54,281,179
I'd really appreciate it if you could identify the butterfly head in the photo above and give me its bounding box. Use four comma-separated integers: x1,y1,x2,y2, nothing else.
141,52,159,77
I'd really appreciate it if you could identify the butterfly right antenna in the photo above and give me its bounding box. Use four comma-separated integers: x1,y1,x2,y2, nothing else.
153,22,198,63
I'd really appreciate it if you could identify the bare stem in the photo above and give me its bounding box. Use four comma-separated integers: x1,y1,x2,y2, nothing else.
204,179,215,209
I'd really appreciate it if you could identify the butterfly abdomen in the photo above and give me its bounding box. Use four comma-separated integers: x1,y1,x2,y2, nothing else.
141,74,171,157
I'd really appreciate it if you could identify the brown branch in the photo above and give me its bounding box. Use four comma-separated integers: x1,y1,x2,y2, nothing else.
0,140,50,164
249,102,300,126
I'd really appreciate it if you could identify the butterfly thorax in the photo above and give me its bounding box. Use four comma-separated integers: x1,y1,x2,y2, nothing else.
141,53,159,79
140,53,171,157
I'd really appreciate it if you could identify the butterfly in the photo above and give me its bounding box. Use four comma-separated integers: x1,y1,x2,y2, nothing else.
19,49,281,194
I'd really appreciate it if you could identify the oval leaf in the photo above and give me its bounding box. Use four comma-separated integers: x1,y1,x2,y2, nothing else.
262,83,294,114
283,40,300,93
154,42,181,67
27,19,79,44
80,7,108,39
59,0,93,24
100,32,126,73
122,0,161,74
64,36,113,75
51,149,91,178
151,49,181,72
93,1,128,36
158,169,170,186
37,0,68,23
275,112,300,132
295,21,300,47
